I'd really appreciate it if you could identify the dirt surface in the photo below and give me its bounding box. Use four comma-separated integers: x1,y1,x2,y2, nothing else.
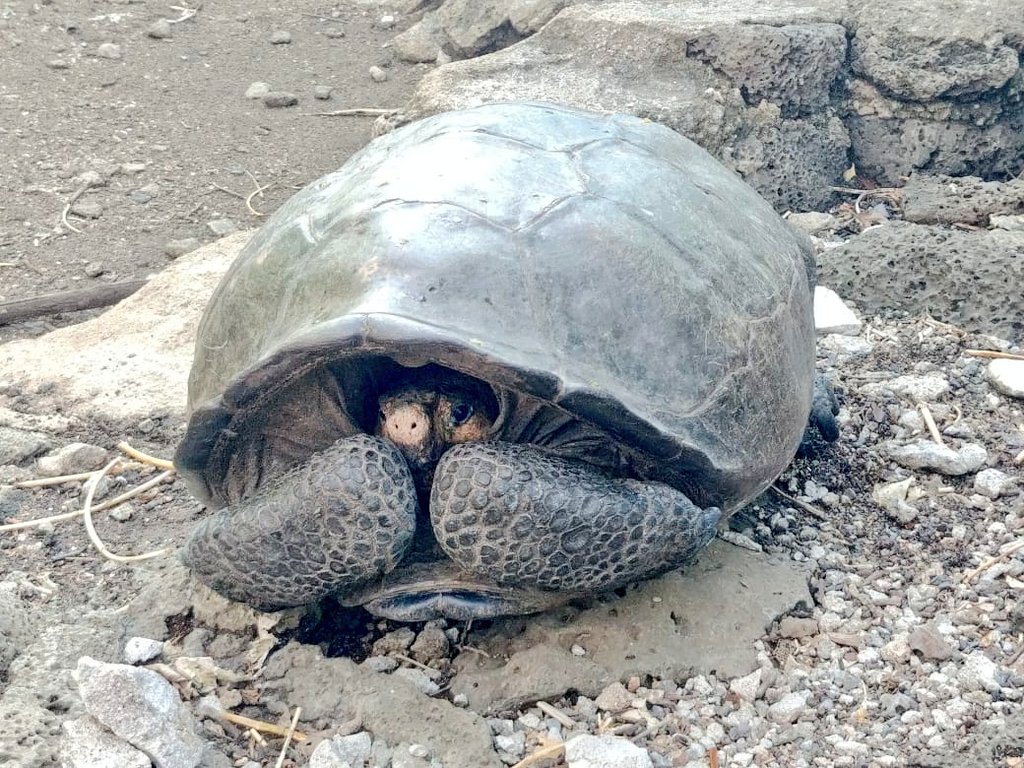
0,0,421,343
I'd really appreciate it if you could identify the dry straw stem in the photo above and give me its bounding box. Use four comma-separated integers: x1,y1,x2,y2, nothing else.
117,440,175,470
916,402,946,446
60,179,95,234
219,711,308,742
964,539,1024,584
536,700,576,729
15,470,102,488
166,4,201,23
393,653,443,679
82,459,171,562
274,707,302,768
0,469,174,532
965,349,1024,361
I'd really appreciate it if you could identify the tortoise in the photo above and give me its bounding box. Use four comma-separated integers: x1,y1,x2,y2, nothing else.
175,101,835,622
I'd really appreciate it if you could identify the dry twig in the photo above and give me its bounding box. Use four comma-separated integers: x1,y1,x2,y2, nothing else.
965,349,1024,361
509,740,565,768
81,459,171,562
770,484,828,520
916,402,945,446
393,653,443,679
167,4,201,23
306,108,399,117
117,441,175,470
964,539,1024,584
274,708,302,768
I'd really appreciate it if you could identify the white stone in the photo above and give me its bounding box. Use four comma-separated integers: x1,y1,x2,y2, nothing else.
886,440,987,476
861,373,950,401
814,286,862,335
987,359,1024,398
309,732,372,768
245,81,271,99
872,477,915,511
123,637,164,665
767,692,806,724
60,715,151,768
565,734,654,768
958,652,1001,692
974,468,1013,499
728,668,762,702
392,667,440,696
594,681,633,713
74,656,206,768
819,333,874,362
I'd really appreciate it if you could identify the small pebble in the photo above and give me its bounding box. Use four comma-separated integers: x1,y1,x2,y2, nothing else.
123,637,163,665
207,218,238,237
245,81,271,99
323,26,345,39
146,19,173,39
269,30,292,44
71,201,104,220
987,359,1024,399
263,91,298,108
570,644,586,657
379,14,396,29
46,58,71,69
313,85,332,100
83,261,105,277
163,237,201,259
369,65,388,83
96,42,122,59
128,183,159,204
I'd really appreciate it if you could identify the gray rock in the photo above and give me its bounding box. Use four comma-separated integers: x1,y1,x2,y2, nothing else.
0,426,51,464
206,218,238,237
47,58,72,69
0,587,38,676
323,26,346,39
36,442,108,476
129,183,160,204
819,222,1024,340
369,65,388,83
887,440,988,476
728,668,762,702
373,627,416,656
244,82,271,99
96,42,122,60
778,616,818,639
564,734,653,768
263,91,298,108
263,643,501,767
494,730,525,759
393,667,441,697
61,715,151,768
84,261,106,278
908,625,953,661
988,359,1024,399
400,2,852,210
957,652,1001,692
309,732,372,768
992,214,1024,231
860,373,950,402
146,19,173,39
123,637,164,665
361,655,399,673
786,211,838,235
768,692,807,724
902,175,1024,226
410,625,450,662
594,682,633,713
71,200,104,219
269,30,292,44
164,238,202,259
391,13,445,63
819,333,873,363
451,542,809,713
974,468,1013,499
313,85,333,100
74,656,206,768
814,286,861,336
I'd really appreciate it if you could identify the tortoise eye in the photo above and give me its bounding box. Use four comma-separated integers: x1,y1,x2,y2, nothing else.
451,402,474,426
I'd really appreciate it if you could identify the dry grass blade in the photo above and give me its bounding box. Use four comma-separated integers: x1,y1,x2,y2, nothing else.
274,707,302,768
393,653,443,679
965,349,1024,361
14,470,101,488
117,441,175,470
82,459,172,562
221,712,308,742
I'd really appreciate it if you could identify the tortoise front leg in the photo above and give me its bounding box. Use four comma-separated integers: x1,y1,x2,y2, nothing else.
183,435,417,611
429,442,720,593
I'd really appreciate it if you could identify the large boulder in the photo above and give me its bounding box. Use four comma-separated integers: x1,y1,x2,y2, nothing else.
392,0,1024,211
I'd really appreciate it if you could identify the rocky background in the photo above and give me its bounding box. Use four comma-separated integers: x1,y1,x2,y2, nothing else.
1,1,1023,768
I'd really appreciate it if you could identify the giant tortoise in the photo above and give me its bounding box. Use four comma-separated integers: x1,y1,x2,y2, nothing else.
175,101,834,621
